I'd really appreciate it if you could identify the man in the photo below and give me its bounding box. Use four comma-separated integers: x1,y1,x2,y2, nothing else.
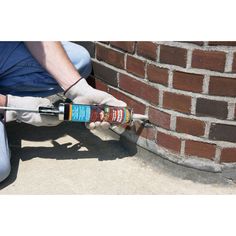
0,41,126,183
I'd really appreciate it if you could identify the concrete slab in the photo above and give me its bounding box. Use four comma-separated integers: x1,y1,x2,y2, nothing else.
1,122,236,194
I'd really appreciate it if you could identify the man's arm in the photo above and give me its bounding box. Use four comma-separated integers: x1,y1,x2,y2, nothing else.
0,95,6,106
24,41,127,129
24,42,81,91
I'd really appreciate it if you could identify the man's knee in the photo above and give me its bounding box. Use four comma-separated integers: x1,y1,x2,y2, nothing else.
0,161,11,183
75,47,92,78
62,42,92,79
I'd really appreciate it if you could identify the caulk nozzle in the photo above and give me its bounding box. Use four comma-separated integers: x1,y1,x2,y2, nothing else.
132,114,149,121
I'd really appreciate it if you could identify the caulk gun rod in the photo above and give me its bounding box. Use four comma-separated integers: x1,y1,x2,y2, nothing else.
0,106,61,114
0,106,39,113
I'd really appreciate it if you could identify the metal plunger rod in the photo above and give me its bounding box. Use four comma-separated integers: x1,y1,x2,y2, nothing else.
0,106,39,113
0,106,61,115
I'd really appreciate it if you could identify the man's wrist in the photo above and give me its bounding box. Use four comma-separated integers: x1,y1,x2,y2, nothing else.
61,75,83,91
64,77,83,94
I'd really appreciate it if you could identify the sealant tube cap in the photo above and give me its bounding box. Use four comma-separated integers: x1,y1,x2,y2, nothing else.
58,103,65,120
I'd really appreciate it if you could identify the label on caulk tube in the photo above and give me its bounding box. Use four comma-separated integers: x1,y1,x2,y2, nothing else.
63,103,133,124
71,104,91,122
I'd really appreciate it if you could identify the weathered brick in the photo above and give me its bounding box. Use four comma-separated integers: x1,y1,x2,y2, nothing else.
209,76,236,97
96,44,125,69
209,123,236,142
163,92,192,114
156,131,181,153
192,49,226,72
159,45,187,67
136,42,157,61
182,41,204,46
132,121,156,141
185,140,216,160
109,88,146,114
208,41,236,46
235,107,236,120
147,64,169,86
221,148,236,163
176,117,205,136
232,52,236,72
126,55,145,78
92,61,118,86
94,78,108,92
196,98,228,119
173,71,204,93
119,73,159,105
110,41,135,53
148,107,171,129
98,41,109,44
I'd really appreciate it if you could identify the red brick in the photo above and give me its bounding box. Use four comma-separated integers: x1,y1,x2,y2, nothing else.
159,45,187,67
136,42,157,61
126,55,145,78
192,49,226,72
109,88,146,114
185,140,216,160
110,41,135,53
147,64,169,86
208,41,236,46
231,52,236,72
173,71,204,93
96,44,125,69
119,73,159,105
156,131,181,153
132,121,156,141
94,78,108,92
221,148,236,163
163,92,192,114
209,76,236,97
148,107,171,129
176,117,205,136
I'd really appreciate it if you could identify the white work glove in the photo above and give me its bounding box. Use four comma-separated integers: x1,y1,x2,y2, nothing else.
5,95,62,127
65,78,127,129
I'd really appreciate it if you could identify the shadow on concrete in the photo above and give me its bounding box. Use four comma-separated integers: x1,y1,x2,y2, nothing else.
0,121,138,190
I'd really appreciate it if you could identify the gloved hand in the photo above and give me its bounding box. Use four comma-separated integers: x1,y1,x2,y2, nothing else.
65,78,127,129
5,95,62,127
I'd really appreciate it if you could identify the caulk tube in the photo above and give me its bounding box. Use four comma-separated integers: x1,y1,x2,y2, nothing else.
58,103,133,124
58,103,149,124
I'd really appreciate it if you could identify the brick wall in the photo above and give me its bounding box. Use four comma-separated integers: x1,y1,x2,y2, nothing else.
74,41,236,172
